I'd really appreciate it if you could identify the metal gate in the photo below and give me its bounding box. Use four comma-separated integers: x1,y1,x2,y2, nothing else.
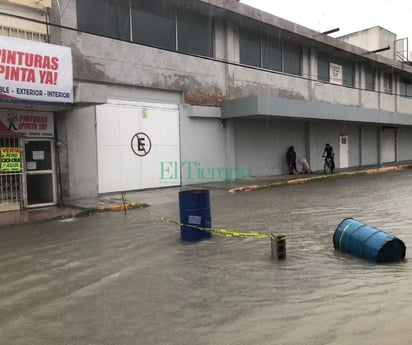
0,137,24,212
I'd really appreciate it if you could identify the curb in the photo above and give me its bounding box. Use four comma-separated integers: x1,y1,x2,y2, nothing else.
228,164,412,193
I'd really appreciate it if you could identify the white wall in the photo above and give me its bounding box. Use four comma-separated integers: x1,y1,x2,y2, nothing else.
63,86,183,199
179,110,228,184
65,106,98,199
234,118,306,176
361,125,379,165
0,1,48,35
397,97,412,114
381,128,396,163
313,83,360,106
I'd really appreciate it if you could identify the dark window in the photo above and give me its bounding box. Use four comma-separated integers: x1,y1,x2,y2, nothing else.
400,78,412,98
365,65,375,91
77,0,130,41
383,72,393,94
131,0,176,50
317,54,330,82
342,61,354,87
239,29,261,67
25,141,52,170
262,35,281,71
283,42,302,75
177,11,213,57
240,29,302,76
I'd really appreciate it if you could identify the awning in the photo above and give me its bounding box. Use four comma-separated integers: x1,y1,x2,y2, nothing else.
221,95,412,126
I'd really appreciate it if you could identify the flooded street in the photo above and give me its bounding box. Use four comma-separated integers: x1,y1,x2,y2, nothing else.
1,170,412,344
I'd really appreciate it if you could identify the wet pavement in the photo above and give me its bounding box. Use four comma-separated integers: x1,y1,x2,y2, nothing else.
0,206,80,228
1,166,412,344
2,162,410,228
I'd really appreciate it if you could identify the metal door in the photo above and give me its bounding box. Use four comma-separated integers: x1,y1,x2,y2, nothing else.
96,101,180,193
0,137,23,212
339,135,349,168
382,129,396,163
24,139,56,207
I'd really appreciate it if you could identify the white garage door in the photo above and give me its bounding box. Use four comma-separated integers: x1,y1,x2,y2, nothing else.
96,100,180,193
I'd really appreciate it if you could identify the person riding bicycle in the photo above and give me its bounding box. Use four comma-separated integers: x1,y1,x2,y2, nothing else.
322,143,335,173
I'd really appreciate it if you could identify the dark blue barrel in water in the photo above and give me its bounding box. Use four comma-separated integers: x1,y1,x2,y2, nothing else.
179,190,212,242
333,218,406,263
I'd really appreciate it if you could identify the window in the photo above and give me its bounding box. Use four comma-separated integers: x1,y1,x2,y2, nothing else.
317,54,330,82
239,29,261,68
239,29,302,76
365,65,375,91
383,72,393,94
341,61,354,87
77,0,130,41
177,11,214,57
131,0,176,50
77,0,214,57
400,78,412,98
283,42,302,75
262,35,282,71
317,53,354,87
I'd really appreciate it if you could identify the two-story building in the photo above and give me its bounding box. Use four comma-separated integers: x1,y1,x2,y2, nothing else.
2,0,412,211
0,0,76,212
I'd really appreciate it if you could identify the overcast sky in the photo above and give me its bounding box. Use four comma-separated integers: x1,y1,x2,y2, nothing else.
240,0,412,41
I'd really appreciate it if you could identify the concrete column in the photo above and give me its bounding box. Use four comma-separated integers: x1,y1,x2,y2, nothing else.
214,18,226,61
302,46,310,81
308,47,318,101
357,62,363,106
225,119,236,170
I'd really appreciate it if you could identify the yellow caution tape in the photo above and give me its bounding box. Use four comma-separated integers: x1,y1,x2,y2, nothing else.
120,195,284,241
157,211,276,240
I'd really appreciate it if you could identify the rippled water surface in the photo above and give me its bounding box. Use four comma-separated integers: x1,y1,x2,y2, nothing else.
1,170,412,345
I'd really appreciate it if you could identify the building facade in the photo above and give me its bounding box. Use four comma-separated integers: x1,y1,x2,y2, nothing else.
2,0,412,211
0,0,75,212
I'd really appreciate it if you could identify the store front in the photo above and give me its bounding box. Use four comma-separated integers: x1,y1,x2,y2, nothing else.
0,110,57,211
0,36,73,212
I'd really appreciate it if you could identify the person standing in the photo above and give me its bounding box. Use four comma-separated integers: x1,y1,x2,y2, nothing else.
286,146,297,174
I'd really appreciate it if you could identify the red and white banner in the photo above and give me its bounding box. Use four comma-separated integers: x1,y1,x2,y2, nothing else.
0,36,73,103
0,109,54,137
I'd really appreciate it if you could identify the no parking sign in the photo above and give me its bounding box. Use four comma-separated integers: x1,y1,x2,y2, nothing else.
131,132,152,157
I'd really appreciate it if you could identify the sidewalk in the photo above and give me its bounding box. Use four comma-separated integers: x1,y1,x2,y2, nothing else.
1,162,412,227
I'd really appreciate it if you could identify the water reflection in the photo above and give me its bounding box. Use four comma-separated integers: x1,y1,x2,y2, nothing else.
1,170,412,344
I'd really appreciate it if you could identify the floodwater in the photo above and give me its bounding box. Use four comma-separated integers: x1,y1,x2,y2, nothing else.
1,170,412,345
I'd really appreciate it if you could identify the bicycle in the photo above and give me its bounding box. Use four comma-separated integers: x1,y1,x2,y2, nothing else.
323,156,334,175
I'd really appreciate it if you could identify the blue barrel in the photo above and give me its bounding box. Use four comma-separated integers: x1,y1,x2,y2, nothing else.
333,218,406,263
179,190,212,241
